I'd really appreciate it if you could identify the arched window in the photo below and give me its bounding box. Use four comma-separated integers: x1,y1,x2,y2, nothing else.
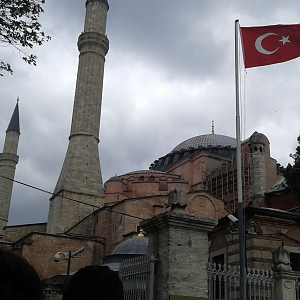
149,175,155,182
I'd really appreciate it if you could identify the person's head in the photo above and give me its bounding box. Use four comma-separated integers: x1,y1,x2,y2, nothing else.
63,265,124,300
0,248,42,300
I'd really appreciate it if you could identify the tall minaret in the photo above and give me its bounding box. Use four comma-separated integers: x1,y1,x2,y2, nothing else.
47,0,109,234
0,101,20,236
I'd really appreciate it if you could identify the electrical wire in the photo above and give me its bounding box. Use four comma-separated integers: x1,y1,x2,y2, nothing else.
0,174,146,221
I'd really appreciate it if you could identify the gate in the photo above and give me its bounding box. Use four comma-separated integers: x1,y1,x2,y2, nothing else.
119,255,155,300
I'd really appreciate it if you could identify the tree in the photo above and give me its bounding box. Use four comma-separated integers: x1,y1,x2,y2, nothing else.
0,0,50,76
283,135,300,202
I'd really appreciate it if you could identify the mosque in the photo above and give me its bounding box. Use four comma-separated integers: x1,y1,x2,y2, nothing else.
0,0,300,294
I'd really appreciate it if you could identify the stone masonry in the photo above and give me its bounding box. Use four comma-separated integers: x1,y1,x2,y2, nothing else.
249,131,267,207
47,0,109,234
141,185,217,300
0,102,20,236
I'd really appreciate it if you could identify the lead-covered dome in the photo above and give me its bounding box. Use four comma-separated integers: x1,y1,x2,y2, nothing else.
111,236,148,255
150,133,237,171
103,236,148,271
171,133,236,152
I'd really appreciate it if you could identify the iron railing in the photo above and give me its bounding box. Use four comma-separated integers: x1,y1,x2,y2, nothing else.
207,263,274,300
296,277,300,300
119,255,155,300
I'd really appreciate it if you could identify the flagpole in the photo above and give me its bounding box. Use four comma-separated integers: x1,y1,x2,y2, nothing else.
235,19,246,300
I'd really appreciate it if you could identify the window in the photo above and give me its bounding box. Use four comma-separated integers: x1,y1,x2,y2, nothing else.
149,176,155,182
290,253,300,271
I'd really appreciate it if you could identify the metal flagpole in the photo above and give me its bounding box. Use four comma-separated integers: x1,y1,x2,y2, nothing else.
234,19,246,300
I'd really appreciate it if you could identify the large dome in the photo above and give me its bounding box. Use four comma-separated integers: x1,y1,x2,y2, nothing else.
171,133,236,152
150,133,238,171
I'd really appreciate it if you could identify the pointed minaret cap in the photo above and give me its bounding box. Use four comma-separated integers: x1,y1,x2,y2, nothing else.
7,99,20,134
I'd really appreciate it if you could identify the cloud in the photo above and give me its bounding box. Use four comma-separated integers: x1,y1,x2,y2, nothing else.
1,0,300,225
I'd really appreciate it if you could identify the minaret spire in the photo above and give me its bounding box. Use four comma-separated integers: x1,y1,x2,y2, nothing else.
47,0,109,234
0,100,20,236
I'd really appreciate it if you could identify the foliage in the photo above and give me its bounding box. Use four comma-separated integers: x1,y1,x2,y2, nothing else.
0,0,50,75
283,135,300,202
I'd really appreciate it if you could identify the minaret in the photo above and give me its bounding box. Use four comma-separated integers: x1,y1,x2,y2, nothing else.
0,101,20,236
47,0,109,234
249,131,267,207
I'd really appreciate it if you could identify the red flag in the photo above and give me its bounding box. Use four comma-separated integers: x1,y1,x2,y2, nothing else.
240,24,300,68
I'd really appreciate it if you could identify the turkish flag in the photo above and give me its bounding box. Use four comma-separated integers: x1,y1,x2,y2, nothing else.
240,24,300,68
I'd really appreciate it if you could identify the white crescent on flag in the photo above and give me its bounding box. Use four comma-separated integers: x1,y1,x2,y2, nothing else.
241,24,299,68
255,33,279,55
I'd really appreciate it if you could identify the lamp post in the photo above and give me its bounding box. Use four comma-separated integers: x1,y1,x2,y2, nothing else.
53,247,85,281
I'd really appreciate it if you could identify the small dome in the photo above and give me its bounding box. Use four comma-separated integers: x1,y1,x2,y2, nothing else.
122,170,168,176
103,236,148,271
171,133,236,152
106,175,123,183
112,236,148,255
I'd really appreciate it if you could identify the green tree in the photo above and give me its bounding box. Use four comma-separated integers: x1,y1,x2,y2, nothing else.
0,0,50,76
283,135,300,202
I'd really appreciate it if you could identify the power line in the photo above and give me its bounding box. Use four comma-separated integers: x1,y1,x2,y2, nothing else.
0,174,145,221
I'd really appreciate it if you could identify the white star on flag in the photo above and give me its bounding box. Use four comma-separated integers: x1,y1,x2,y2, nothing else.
279,35,290,45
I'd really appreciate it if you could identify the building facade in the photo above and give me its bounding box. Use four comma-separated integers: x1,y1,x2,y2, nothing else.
0,1,299,299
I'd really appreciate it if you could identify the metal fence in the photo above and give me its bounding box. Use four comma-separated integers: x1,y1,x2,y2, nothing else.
296,277,300,300
119,255,155,300
207,263,275,300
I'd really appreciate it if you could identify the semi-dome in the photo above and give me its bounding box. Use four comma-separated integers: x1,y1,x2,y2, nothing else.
106,175,123,183
171,133,236,153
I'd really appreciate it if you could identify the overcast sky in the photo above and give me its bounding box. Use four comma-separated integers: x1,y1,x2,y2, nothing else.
1,0,300,225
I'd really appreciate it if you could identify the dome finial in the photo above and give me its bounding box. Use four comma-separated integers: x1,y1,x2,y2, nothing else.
212,120,215,134
137,229,144,237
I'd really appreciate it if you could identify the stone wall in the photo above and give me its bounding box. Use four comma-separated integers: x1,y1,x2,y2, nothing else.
14,232,104,280
209,208,300,271
142,211,216,300
3,223,47,242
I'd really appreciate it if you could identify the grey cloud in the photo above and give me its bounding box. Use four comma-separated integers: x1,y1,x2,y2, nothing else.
1,0,300,225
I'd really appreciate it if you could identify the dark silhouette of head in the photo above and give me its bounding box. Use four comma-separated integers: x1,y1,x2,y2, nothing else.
0,248,42,300
63,265,124,300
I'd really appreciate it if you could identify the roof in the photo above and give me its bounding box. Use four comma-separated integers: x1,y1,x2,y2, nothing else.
171,133,236,152
106,176,123,183
105,170,174,183
150,133,239,171
7,102,20,134
122,170,169,176
103,236,149,271
268,178,288,193
111,236,148,255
